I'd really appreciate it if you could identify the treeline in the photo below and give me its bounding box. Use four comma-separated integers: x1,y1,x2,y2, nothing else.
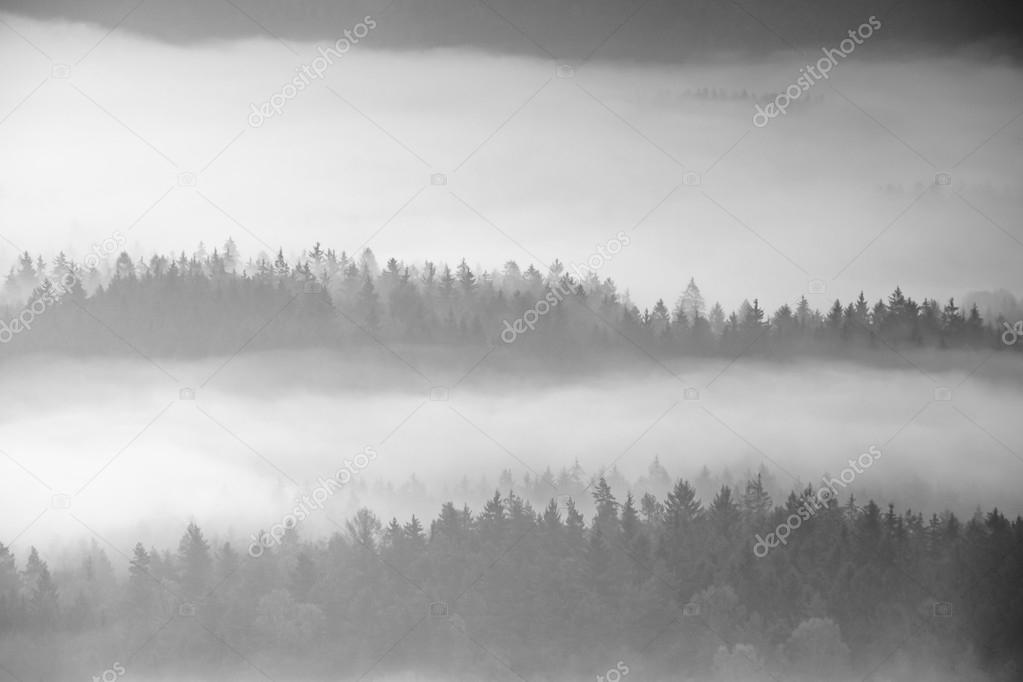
1,470,1021,681
1,241,1018,361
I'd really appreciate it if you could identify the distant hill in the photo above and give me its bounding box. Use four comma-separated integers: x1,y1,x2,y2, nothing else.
3,0,1023,60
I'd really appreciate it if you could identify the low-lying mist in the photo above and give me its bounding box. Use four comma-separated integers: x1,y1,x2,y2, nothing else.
3,349,1020,562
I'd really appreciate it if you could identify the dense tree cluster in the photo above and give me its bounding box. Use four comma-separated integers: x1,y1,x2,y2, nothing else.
1,241,1019,361
1,464,1020,681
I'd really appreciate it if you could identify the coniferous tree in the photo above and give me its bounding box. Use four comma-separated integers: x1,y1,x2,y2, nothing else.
177,522,212,600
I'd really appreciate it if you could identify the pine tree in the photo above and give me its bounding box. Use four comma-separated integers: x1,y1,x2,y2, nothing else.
564,498,586,545
21,547,45,594
742,474,772,521
127,542,154,617
0,544,17,598
621,492,640,542
640,492,664,526
480,490,507,540
679,277,705,322
177,522,212,599
709,302,726,336
31,563,59,631
591,476,619,536
456,259,476,295
665,479,702,529
357,274,380,331
709,485,741,533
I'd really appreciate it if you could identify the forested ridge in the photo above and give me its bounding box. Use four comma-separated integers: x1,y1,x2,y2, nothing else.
1,463,1021,681
1,241,1020,362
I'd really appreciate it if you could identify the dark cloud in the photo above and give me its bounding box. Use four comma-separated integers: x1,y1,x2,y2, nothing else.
2,0,1022,60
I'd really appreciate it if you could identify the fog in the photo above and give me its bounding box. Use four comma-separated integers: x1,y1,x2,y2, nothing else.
2,7,1022,680
3,350,1020,561
2,16,1022,312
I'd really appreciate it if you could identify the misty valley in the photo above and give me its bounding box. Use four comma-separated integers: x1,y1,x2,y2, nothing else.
0,253,1021,680
2,0,1023,679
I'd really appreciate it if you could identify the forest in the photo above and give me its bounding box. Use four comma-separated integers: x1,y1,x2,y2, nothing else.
1,241,1020,363
0,460,1020,681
